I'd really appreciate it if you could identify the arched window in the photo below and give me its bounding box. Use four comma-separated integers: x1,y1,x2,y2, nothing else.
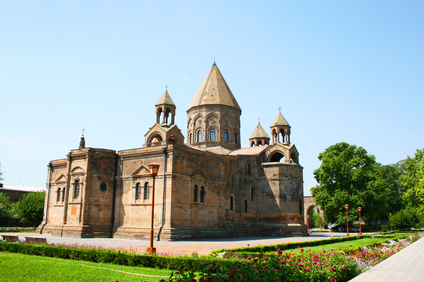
57,188,61,202
251,187,254,201
135,183,141,200
224,130,228,142
189,133,192,144
197,130,202,142
144,182,150,200
234,132,238,144
62,188,66,202
73,179,80,199
230,196,234,211
210,129,215,141
200,186,205,203
194,185,198,202
245,199,248,213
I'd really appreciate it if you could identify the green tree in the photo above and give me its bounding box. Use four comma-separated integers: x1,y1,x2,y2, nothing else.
0,192,14,226
311,142,388,225
15,192,45,228
312,213,326,229
401,149,424,205
377,161,406,213
389,206,424,229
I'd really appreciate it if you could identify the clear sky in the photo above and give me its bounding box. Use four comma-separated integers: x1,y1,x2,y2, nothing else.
1,1,423,195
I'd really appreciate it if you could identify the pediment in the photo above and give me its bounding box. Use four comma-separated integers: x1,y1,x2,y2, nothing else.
132,165,150,177
55,174,67,184
71,166,85,175
191,170,208,180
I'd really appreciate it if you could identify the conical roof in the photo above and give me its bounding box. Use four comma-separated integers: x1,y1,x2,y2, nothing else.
155,90,175,106
271,112,290,127
250,122,270,139
187,63,241,111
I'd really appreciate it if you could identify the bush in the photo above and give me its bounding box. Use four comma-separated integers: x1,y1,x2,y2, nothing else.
389,206,424,229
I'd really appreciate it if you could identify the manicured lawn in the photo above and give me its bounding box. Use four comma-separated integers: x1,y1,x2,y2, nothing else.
0,251,173,282
281,237,384,254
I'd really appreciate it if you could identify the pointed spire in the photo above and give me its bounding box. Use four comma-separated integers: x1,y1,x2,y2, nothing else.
271,112,290,127
249,122,270,147
250,122,270,139
187,63,240,111
155,90,175,106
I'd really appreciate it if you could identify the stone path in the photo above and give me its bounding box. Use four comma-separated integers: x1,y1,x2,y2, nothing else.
349,236,424,282
2,232,346,255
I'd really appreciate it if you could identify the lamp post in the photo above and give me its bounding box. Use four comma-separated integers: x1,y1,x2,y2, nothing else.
358,207,362,235
345,204,349,237
307,215,310,234
147,163,160,255
389,213,393,232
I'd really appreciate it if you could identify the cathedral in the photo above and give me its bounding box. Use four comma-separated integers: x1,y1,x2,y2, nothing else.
37,63,307,240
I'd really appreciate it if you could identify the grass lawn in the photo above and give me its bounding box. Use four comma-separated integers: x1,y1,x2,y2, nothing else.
279,237,384,254
0,251,174,282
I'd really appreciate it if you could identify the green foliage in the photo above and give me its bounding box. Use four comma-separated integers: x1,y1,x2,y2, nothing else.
311,142,389,224
14,191,45,227
0,242,236,272
377,161,406,213
0,192,15,226
312,213,326,229
389,206,424,229
400,148,424,205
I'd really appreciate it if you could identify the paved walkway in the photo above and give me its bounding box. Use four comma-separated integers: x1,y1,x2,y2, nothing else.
349,236,424,282
2,232,347,255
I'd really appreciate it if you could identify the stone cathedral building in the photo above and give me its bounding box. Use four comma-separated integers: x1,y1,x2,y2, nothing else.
37,63,307,240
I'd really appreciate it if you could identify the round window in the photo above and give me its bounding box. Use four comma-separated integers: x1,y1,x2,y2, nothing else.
100,183,107,192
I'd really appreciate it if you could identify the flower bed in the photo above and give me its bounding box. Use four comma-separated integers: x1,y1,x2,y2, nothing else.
166,232,424,282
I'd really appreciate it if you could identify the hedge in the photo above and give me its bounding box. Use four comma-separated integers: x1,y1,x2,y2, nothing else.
0,242,236,272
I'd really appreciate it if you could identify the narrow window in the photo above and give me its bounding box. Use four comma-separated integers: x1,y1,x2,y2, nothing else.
135,183,141,200
62,188,66,202
248,163,251,174
245,199,248,213
197,130,202,142
200,186,205,203
144,182,150,200
230,196,234,211
57,188,61,202
189,133,192,144
73,179,80,199
210,129,215,141
224,130,228,142
234,132,238,144
251,187,254,201
194,185,198,202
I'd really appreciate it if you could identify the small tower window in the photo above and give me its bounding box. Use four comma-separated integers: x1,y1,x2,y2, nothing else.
194,185,198,202
62,188,65,202
73,179,80,199
230,196,234,211
200,186,205,203
144,182,150,200
251,187,254,201
57,188,61,202
234,132,238,144
245,199,248,213
224,130,228,142
210,129,215,141
135,183,141,200
197,130,202,142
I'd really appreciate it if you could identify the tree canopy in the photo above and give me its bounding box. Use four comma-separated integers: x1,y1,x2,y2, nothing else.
311,142,389,224
400,149,424,205
15,191,45,228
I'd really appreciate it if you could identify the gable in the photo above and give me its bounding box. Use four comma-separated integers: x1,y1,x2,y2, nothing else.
191,170,208,181
54,174,67,184
132,165,151,177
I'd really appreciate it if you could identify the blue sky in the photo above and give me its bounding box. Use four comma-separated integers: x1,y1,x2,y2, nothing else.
1,1,423,195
